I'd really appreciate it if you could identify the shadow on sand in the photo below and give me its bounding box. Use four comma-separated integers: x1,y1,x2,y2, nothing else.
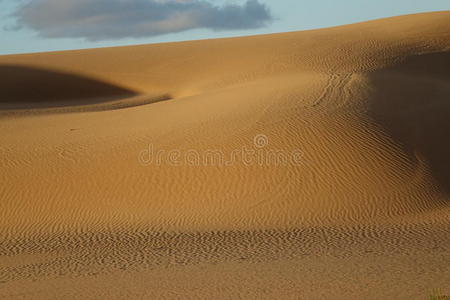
367,51,450,195
0,65,138,108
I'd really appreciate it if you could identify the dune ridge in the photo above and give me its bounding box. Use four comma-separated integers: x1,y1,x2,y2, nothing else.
0,11,449,299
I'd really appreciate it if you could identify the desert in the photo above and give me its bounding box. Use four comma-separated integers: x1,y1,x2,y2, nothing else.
0,11,449,300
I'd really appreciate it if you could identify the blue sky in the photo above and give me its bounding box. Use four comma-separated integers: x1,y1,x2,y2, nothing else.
1,0,449,55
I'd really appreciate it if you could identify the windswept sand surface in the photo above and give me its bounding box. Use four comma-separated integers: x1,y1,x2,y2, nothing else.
1,11,450,299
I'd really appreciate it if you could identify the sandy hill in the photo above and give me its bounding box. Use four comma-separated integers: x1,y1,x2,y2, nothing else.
0,11,449,300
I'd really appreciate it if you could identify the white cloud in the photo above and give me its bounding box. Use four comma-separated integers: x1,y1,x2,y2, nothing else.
13,0,273,41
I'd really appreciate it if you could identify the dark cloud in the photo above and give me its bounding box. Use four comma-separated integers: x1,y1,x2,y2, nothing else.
13,0,273,41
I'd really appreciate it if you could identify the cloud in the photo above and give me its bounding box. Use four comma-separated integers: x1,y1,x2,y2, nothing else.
13,0,273,41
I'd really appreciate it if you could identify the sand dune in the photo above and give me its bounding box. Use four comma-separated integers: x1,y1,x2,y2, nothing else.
0,11,449,299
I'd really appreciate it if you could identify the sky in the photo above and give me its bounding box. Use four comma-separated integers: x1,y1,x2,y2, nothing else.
0,0,449,55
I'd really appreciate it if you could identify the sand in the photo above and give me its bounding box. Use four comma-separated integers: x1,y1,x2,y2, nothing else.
0,11,449,299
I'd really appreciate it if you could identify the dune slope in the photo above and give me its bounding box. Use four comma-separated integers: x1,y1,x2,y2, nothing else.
0,11,449,299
